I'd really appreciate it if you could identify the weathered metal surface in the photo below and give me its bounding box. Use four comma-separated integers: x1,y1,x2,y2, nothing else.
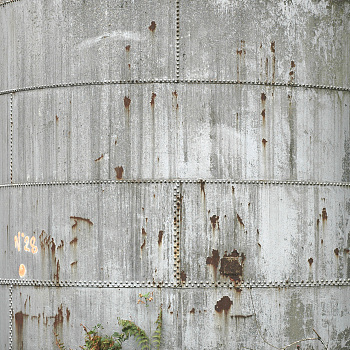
0,0,176,90
9,285,350,349
0,286,9,350
181,0,350,87
181,182,350,283
4,183,174,282
0,95,10,183
11,85,350,182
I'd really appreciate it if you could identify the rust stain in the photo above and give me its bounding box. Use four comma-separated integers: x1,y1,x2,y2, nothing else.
66,308,70,322
334,248,339,256
70,237,78,245
55,115,59,122
15,311,28,345
308,258,313,266
51,238,56,256
180,270,187,282
149,21,156,32
53,305,64,330
141,239,146,250
142,227,147,236
200,180,205,197
261,109,265,120
172,91,178,97
219,250,245,283
215,296,233,313
206,249,220,269
125,45,130,51
210,215,219,230
94,154,104,162
54,259,60,282
322,208,327,221
237,214,244,227
115,166,124,179
261,92,266,102
124,96,131,109
70,261,77,267
270,41,275,53
291,60,296,68
190,308,195,314
321,239,324,244
150,93,157,107
70,216,93,226
233,314,253,319
158,230,164,245
262,138,267,147
57,240,64,249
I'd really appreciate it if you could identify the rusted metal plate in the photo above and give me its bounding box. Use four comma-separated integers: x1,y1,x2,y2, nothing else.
11,286,182,350
11,84,350,183
180,0,350,87
10,285,350,349
2,0,175,90
0,95,10,184
0,286,9,350
11,84,178,183
5,182,174,282
180,182,350,283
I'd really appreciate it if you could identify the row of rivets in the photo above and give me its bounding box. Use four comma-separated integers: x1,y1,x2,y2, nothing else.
9,284,13,350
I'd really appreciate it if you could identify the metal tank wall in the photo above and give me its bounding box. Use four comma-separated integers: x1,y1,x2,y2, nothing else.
0,0,349,349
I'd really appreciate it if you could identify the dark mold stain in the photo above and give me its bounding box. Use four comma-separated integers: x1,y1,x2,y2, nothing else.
334,248,339,256
308,258,313,266
125,45,130,51
124,96,131,109
215,296,233,313
219,250,245,283
237,214,244,227
70,216,93,226
210,215,219,230
206,249,220,269
115,166,124,179
190,308,195,314
158,230,164,245
94,154,104,162
180,270,187,282
149,21,156,32
150,93,157,107
322,208,327,221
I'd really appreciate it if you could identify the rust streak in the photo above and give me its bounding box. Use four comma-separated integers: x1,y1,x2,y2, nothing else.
262,138,267,147
210,215,219,230
94,154,104,162
142,227,147,236
53,305,64,330
261,92,266,102
141,239,146,250
115,166,124,180
66,308,70,322
322,208,327,221
70,216,93,226
158,230,164,245
206,249,220,268
237,214,244,227
308,257,313,266
180,270,187,282
190,308,195,314
70,237,78,245
334,248,339,256
149,21,156,32
124,96,131,109
150,93,157,107
125,45,130,51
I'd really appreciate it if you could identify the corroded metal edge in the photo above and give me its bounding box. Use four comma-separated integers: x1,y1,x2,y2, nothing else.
1,180,350,188
1,279,349,288
0,80,349,96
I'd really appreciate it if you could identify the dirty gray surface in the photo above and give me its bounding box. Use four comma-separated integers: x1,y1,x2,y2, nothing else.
1,0,350,349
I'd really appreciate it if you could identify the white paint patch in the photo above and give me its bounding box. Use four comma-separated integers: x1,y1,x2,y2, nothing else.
77,30,142,50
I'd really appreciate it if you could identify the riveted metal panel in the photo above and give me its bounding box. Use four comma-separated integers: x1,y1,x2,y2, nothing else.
180,182,350,283
180,0,350,87
0,95,10,183
11,84,178,183
2,0,176,90
0,286,9,350
4,182,174,283
11,286,181,350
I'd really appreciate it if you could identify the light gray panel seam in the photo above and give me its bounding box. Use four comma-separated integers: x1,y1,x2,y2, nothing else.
9,284,13,350
0,80,349,96
0,180,350,188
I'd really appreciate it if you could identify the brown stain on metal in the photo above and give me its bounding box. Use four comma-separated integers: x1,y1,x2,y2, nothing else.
55,115,59,122
142,227,147,236
262,138,267,147
190,308,195,314
215,296,233,313
219,250,245,283
344,248,350,254
57,240,64,249
200,180,206,198
308,258,313,266
291,61,296,68
94,154,104,162
53,305,64,330
115,166,124,179
237,214,244,227
322,208,327,221
125,45,130,51
261,92,266,102
141,239,146,250
334,248,339,256
124,96,131,109
150,93,157,107
70,237,78,245
210,215,219,230
172,91,179,110
206,249,220,269
233,314,253,319
180,270,187,282
15,311,28,346
70,216,93,226
149,21,156,32
54,259,60,282
66,308,70,322
70,261,77,267
271,41,276,82
158,230,164,245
